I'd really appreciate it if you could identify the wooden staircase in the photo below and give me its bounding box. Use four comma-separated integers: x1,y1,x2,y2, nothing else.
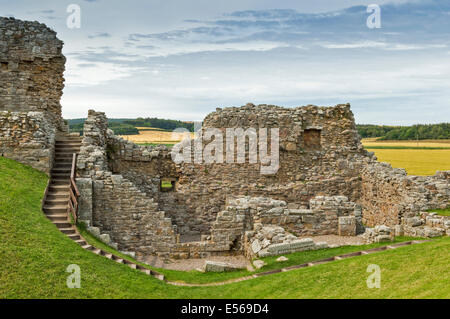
43,134,82,236
41,133,165,281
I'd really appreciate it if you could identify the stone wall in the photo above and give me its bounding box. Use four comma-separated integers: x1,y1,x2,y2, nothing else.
361,161,450,227
0,17,66,173
0,17,65,127
217,195,363,238
173,103,371,234
0,111,56,173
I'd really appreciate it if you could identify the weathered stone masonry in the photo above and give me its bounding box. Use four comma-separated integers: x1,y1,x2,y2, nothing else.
0,17,66,174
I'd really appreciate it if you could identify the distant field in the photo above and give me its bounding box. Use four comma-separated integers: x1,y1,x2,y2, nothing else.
362,139,450,176
362,138,450,148
119,128,194,144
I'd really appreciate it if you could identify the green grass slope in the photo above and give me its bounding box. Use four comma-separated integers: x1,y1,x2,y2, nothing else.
0,157,449,299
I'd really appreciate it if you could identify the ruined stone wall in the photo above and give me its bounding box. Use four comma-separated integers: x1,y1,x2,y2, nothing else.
216,195,363,238
83,103,372,237
0,18,66,173
361,161,450,227
174,103,371,234
0,111,56,173
0,17,65,126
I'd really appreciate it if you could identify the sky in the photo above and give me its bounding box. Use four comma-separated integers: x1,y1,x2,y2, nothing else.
1,0,449,124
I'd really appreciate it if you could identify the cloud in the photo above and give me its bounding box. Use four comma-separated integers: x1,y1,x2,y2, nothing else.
88,32,112,39
55,0,450,124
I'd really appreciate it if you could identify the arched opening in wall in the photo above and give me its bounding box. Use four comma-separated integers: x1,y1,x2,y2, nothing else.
303,129,322,150
0,62,8,71
160,178,176,192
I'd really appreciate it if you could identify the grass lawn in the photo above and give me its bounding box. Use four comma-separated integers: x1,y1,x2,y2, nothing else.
1,157,449,298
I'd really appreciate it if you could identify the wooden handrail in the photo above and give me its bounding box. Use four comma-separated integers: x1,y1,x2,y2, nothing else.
68,153,80,223
41,178,51,211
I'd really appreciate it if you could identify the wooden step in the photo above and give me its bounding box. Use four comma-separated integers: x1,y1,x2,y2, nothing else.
48,185,70,191
55,142,82,146
75,239,87,246
52,172,71,178
59,227,76,235
51,179,70,185
55,154,73,159
44,208,68,215
53,221,72,229
46,214,69,222
46,193,69,201
45,198,68,205
51,169,71,175
53,163,72,168
56,149,80,152
68,234,81,241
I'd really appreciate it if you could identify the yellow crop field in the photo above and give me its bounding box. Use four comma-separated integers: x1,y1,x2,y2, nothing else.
362,138,450,148
119,129,194,144
368,149,450,176
362,139,450,176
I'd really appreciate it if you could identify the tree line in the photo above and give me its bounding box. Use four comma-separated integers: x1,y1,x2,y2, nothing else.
68,117,194,135
356,123,450,140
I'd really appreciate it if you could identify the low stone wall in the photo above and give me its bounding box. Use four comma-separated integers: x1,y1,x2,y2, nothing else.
401,211,450,237
0,111,55,173
223,195,363,237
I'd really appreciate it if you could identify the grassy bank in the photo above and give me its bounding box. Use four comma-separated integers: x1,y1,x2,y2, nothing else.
1,157,449,298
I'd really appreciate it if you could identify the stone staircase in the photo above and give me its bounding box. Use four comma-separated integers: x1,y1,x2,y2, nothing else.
41,133,165,281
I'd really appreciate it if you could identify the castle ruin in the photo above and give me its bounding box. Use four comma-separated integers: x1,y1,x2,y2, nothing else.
1,18,449,263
